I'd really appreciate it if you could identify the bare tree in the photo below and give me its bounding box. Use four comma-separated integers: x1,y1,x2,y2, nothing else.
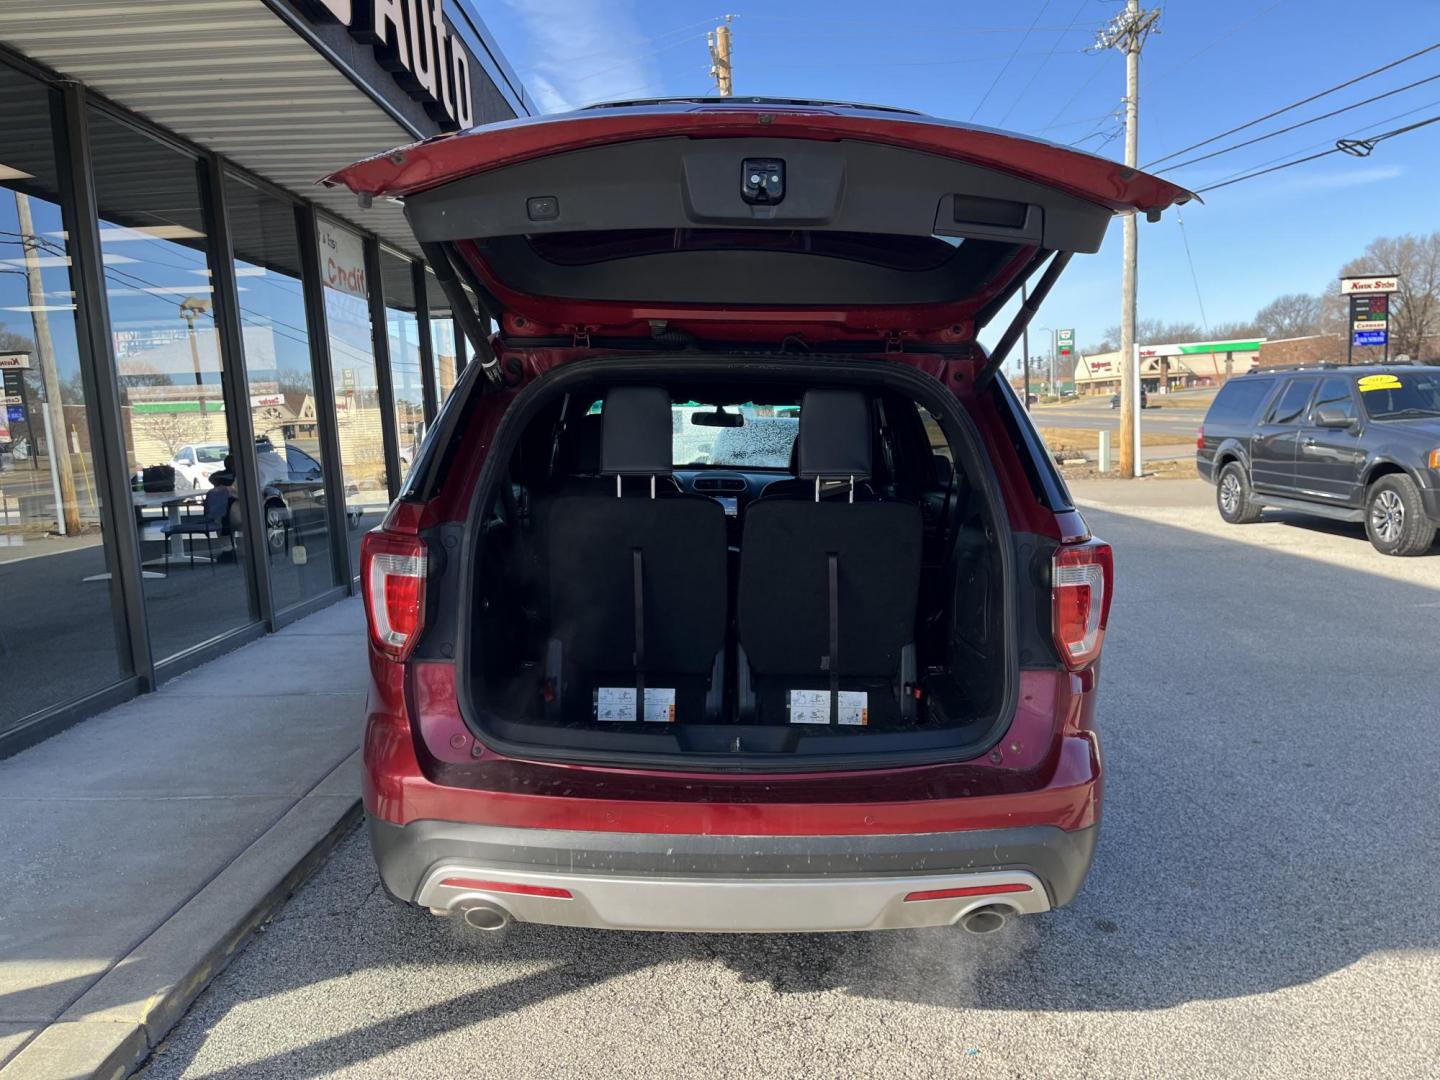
134,411,209,460
1254,293,1322,339
1210,319,1264,341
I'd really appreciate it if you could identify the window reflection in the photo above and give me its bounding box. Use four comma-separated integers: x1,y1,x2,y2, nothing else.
424,268,465,407
316,217,388,576
223,175,338,610
88,108,258,661
0,67,124,731
380,249,424,479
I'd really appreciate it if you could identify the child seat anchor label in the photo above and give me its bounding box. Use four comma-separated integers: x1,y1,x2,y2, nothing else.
787,689,868,726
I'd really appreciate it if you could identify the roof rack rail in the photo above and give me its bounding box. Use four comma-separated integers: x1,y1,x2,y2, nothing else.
1251,359,1415,373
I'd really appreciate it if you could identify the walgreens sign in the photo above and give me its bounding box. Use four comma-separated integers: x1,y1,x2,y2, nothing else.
306,0,474,129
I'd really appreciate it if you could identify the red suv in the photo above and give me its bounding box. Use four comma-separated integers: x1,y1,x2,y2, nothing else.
327,99,1189,935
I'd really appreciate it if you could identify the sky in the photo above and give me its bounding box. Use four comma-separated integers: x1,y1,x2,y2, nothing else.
477,0,1440,353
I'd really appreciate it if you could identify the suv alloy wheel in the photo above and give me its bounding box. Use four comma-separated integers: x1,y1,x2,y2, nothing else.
1364,474,1435,556
1216,462,1262,524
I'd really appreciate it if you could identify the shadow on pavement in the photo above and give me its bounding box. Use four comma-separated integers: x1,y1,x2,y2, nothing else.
1260,508,1440,554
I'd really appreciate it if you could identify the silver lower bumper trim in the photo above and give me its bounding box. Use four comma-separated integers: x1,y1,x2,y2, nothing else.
417,864,1050,933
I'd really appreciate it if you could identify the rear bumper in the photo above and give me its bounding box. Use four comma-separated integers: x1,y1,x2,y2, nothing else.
370,817,1098,932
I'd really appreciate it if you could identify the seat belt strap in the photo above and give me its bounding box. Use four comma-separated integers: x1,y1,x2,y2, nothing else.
827,552,839,724
632,547,646,719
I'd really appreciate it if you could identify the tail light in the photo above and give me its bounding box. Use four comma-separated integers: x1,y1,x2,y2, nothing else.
1196,424,1205,450
1052,539,1113,670
361,507,428,661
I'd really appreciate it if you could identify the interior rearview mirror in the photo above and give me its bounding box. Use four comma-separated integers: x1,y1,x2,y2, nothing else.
1314,406,1354,429
691,408,743,428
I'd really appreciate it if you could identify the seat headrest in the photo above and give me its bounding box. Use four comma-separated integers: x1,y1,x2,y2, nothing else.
796,389,872,480
600,386,673,476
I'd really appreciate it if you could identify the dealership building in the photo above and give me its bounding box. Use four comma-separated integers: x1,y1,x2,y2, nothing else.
0,3,533,752
1074,338,1264,396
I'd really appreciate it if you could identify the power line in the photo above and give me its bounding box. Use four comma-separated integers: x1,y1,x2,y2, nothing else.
736,14,1095,34
1033,109,1119,133
1157,71,1440,172
558,30,712,87
1203,95,1440,189
1144,42,1440,168
998,0,1089,127
970,0,1054,121
1147,0,1293,81
515,17,720,71
1175,207,1210,337
1193,113,1440,193
1046,54,1114,135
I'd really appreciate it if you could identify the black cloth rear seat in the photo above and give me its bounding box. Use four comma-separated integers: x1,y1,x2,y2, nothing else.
737,389,922,727
543,387,727,723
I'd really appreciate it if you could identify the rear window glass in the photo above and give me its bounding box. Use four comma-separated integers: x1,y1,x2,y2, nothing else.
1206,378,1275,425
588,400,799,468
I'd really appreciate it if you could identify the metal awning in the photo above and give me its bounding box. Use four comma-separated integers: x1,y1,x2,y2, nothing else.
0,0,428,256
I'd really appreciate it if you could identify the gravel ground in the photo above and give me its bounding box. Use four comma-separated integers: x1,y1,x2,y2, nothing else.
140,482,1440,1079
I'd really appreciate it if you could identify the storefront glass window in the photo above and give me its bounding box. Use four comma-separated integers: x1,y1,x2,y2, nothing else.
0,65,126,731
88,108,259,661
316,217,387,576
222,175,339,611
380,249,424,479
424,269,464,407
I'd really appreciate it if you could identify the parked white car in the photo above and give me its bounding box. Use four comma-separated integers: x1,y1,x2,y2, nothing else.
170,442,229,489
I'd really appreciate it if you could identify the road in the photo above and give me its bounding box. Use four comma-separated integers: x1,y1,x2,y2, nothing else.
1026,399,1205,437
140,480,1440,1080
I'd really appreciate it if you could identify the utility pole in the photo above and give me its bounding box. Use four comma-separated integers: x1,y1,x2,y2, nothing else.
708,15,733,97
1099,0,1159,478
15,191,80,534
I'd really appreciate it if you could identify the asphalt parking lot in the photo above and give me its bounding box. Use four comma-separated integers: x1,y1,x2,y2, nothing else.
138,480,1440,1080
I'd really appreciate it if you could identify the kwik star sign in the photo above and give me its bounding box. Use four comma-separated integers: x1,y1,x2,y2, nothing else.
306,0,475,129
1340,275,1399,350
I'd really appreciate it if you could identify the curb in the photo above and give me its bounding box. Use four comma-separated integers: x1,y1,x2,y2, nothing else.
1,756,363,1080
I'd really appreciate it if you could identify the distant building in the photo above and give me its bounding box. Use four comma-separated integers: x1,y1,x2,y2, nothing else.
1074,338,1264,395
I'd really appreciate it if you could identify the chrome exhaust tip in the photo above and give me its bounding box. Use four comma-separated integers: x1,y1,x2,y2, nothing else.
958,904,1011,935
460,903,511,931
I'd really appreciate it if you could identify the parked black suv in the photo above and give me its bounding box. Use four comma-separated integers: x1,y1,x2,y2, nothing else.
1197,364,1440,555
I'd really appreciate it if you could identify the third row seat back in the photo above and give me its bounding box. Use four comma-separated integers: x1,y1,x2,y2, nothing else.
737,389,923,727
545,386,727,722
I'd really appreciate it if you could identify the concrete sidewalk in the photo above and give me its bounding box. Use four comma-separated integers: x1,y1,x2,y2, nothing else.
0,599,367,1080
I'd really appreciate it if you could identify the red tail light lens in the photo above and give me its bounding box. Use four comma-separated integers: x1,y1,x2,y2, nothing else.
1052,539,1113,670
1196,424,1205,450
361,529,428,661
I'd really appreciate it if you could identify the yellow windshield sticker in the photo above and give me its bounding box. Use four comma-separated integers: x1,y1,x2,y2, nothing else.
1358,374,1402,392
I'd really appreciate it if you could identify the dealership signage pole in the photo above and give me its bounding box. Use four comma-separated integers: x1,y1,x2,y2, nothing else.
1056,328,1074,394
1340,274,1399,365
